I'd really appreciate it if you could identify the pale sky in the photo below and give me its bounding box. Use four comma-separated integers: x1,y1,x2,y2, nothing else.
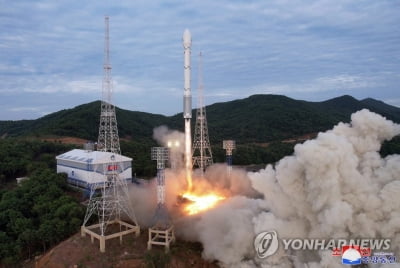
1,0,399,120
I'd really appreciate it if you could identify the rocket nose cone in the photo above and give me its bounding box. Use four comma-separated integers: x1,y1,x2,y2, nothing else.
183,29,191,44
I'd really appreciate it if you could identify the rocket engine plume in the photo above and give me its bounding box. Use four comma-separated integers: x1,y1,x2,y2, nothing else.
182,192,226,215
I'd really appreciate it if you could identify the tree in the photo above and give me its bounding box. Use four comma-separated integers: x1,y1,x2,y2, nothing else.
0,167,84,264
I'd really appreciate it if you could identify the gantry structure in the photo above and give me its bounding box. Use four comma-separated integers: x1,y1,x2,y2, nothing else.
192,52,213,174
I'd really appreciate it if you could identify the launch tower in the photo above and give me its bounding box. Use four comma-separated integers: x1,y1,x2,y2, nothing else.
192,52,213,174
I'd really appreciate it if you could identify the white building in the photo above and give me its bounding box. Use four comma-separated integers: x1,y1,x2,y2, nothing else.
16,177,29,185
56,149,132,190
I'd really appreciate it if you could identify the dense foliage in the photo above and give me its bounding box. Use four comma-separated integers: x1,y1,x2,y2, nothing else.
381,136,400,157
120,139,157,178
0,169,84,264
0,101,169,141
1,95,399,144
0,139,73,186
0,140,84,264
211,142,295,165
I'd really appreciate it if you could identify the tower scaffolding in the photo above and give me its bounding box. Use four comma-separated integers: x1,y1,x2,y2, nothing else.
148,147,175,252
81,154,140,252
192,52,213,174
223,140,236,174
81,16,139,253
97,16,121,154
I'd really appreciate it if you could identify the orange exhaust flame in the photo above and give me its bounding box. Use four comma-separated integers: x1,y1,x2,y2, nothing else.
186,173,193,193
182,192,225,215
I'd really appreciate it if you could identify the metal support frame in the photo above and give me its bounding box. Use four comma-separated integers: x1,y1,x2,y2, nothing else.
192,52,213,174
223,140,236,173
97,16,121,154
148,147,175,251
81,156,140,252
81,16,139,253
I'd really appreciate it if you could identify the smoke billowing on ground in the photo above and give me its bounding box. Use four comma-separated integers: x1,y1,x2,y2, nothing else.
129,110,400,268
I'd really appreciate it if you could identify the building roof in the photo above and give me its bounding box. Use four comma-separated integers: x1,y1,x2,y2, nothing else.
56,149,132,164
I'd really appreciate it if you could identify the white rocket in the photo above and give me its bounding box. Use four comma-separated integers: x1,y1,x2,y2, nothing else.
183,29,192,184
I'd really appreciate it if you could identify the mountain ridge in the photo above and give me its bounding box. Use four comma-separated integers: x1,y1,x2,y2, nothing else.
1,94,399,144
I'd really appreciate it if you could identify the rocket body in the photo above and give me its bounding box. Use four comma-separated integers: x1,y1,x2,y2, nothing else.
183,29,193,190
183,29,192,119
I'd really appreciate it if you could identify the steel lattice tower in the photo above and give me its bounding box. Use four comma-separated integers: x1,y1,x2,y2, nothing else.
150,147,171,227
223,140,236,174
81,154,140,252
192,52,213,174
148,147,175,251
97,16,121,155
81,17,139,253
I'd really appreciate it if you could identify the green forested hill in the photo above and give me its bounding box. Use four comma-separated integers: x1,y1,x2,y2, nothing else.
1,94,399,144
0,101,169,141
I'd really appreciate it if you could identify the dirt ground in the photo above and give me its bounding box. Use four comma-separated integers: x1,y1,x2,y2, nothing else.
42,136,88,145
31,230,219,268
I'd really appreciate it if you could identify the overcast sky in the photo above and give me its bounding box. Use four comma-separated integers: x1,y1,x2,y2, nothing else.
1,0,399,120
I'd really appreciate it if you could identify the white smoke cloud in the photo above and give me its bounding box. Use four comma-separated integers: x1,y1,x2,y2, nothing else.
173,109,400,267
250,109,400,267
133,110,399,267
153,125,185,170
128,126,186,227
153,125,185,150
128,180,157,227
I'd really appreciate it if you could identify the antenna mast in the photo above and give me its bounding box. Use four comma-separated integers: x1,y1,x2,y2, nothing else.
97,16,121,154
192,52,213,174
